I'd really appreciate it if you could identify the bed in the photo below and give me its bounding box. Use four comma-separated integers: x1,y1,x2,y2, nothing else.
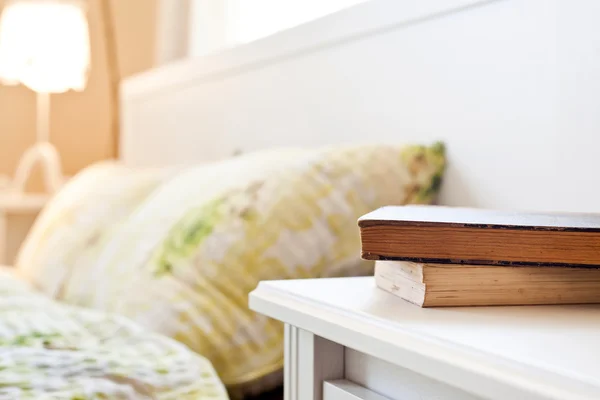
8,0,600,399
121,0,600,213
0,265,229,399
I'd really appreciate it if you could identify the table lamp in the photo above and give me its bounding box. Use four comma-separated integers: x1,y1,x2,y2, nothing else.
0,0,90,194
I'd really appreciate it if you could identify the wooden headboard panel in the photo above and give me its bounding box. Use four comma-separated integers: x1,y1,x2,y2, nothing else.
121,0,600,213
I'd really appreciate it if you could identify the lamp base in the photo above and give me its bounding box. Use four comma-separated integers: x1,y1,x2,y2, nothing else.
12,141,63,194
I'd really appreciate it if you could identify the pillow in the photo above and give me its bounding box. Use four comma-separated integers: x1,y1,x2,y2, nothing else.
57,148,309,308
30,143,445,396
15,161,176,297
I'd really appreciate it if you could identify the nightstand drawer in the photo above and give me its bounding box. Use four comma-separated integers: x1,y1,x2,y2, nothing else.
324,380,390,400
345,349,483,400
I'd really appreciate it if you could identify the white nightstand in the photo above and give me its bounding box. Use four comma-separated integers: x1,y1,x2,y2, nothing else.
250,277,600,400
0,193,47,265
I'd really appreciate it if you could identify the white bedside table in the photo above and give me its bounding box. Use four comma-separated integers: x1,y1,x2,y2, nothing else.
0,193,47,265
250,277,600,400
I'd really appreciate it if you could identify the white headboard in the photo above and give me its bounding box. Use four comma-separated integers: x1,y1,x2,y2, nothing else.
121,0,600,213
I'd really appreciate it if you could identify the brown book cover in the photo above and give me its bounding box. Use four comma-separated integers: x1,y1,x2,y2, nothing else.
375,260,600,307
359,205,600,267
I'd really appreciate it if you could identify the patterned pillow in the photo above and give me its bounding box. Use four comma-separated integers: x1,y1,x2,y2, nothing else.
50,143,445,393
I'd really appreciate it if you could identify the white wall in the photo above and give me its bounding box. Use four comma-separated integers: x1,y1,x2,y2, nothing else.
167,0,374,59
232,0,369,44
124,0,600,213
154,0,190,65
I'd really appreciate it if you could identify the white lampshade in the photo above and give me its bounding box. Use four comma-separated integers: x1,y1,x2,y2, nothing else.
0,0,90,93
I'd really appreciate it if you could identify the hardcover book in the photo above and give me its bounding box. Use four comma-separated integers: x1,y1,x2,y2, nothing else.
359,205,600,267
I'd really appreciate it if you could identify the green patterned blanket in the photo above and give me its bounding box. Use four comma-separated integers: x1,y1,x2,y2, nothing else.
0,268,228,399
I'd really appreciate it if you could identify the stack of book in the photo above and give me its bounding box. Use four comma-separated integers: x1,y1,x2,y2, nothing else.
358,205,600,307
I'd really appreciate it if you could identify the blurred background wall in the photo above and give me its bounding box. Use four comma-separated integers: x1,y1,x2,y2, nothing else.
0,0,157,188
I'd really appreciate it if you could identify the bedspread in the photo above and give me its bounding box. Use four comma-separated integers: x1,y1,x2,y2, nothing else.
0,268,228,399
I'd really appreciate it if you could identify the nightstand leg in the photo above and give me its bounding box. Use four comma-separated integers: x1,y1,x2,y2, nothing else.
284,324,344,400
